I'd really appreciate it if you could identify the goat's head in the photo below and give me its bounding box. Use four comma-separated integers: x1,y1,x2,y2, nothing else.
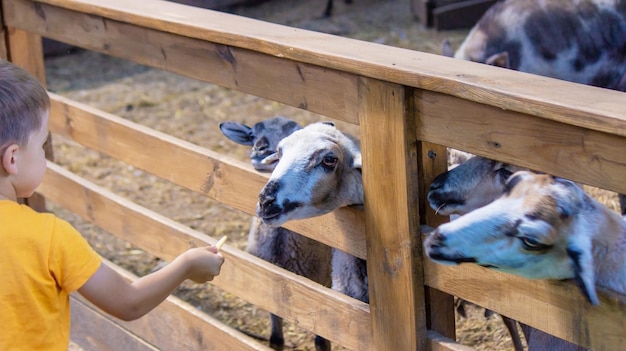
256,121,362,226
425,171,599,304
219,116,302,172
428,156,527,216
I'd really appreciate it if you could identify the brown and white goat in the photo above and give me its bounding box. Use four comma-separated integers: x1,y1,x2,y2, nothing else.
426,171,626,305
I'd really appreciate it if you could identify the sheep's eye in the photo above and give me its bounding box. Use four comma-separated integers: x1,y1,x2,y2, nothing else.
321,155,338,169
496,166,513,182
519,237,552,251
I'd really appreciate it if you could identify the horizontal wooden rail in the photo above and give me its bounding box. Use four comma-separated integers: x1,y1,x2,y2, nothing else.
38,162,371,350
423,242,626,350
49,93,368,260
415,90,626,195
71,260,273,351
6,0,626,136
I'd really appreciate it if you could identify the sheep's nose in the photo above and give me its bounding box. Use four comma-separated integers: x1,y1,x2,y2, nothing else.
258,180,279,210
429,172,448,191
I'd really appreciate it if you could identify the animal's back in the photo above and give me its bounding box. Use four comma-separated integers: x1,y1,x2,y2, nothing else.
456,0,626,90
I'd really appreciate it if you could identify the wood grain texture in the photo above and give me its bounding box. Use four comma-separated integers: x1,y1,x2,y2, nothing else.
49,94,367,260
359,79,426,351
415,90,626,195
71,296,158,351
71,260,276,351
6,0,626,136
5,0,359,124
423,244,626,350
39,163,371,350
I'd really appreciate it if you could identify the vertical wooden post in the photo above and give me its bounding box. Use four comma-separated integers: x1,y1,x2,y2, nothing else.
3,15,51,212
358,78,427,350
0,1,7,59
414,90,457,341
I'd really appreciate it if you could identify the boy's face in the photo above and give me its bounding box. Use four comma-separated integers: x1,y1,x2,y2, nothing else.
14,110,50,198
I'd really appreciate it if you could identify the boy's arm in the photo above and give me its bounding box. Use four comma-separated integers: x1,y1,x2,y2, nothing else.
78,246,224,321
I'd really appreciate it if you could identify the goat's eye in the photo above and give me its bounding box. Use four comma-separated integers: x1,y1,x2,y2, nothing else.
321,155,338,169
519,237,552,251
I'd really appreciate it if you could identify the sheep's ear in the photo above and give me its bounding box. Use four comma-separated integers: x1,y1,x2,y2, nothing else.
321,121,335,127
219,121,254,146
567,244,599,305
485,51,510,68
441,39,454,57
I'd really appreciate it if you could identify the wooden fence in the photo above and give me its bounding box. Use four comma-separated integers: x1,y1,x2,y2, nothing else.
3,0,626,350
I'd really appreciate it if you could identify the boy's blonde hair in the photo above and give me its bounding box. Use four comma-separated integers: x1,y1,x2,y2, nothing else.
0,60,50,149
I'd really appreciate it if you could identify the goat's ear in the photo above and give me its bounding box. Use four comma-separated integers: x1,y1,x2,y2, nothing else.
567,243,599,305
441,39,454,57
485,51,510,68
555,178,585,219
219,121,254,145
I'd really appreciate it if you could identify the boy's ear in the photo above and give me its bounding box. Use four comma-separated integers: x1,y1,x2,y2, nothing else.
1,144,19,175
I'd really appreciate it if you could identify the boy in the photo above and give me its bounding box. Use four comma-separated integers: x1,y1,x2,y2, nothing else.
0,59,225,350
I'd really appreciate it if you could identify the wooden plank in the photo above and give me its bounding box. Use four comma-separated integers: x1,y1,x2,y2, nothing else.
4,26,45,82
415,92,456,339
49,94,367,260
5,0,359,124
358,79,426,350
71,295,157,351
423,250,626,350
0,3,7,59
37,163,372,350
6,0,626,137
415,90,626,195
4,24,50,212
72,260,275,351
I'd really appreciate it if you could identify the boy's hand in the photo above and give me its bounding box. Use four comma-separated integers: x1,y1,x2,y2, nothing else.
183,246,225,283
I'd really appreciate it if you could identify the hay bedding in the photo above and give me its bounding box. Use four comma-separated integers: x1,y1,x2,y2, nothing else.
47,0,618,350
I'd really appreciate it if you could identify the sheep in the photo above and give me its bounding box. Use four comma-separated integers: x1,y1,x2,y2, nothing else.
219,116,302,173
425,171,626,351
428,155,626,218
219,116,332,351
428,155,528,217
256,122,368,307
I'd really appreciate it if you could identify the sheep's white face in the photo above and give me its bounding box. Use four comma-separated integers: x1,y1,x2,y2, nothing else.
425,171,599,304
256,122,362,226
427,156,528,216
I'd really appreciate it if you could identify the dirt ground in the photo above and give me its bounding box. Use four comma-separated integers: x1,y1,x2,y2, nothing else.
46,0,620,350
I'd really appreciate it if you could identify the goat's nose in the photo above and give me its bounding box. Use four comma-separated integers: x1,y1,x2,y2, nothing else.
425,229,446,248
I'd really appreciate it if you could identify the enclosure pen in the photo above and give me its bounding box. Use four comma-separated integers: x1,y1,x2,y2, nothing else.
2,0,626,350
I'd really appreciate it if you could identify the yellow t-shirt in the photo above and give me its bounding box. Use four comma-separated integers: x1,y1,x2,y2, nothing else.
0,201,102,350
